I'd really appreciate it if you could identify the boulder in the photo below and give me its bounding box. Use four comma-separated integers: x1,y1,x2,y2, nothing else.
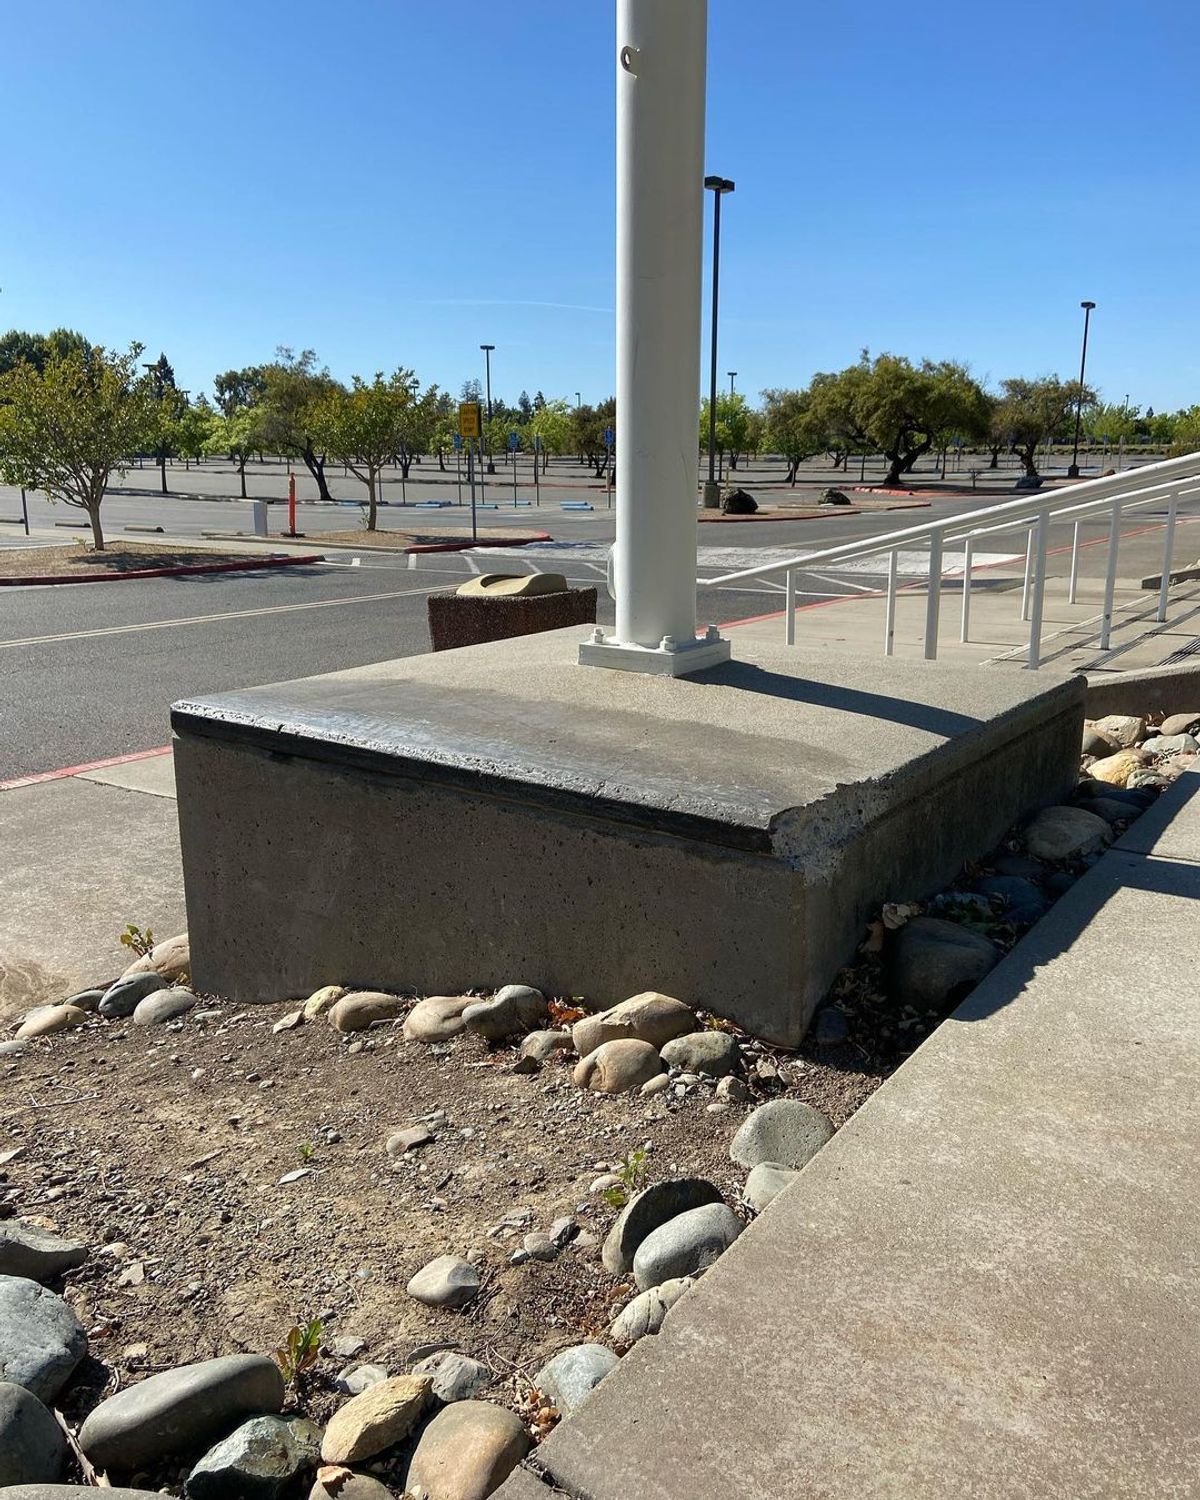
0,1277,87,1403
98,972,166,1019
730,1098,835,1170
405,1401,531,1500
403,996,477,1043
974,875,1050,924
15,1006,87,1041
722,489,758,515
1081,724,1119,756
328,992,406,1033
1074,797,1139,827
302,985,346,1020
819,487,851,505
1024,805,1114,861
132,987,196,1026
188,1415,322,1500
632,1203,743,1289
601,1178,724,1274
78,1353,285,1472
572,992,695,1058
1146,732,1199,757
319,1375,431,1463
891,916,999,1008
0,1224,87,1283
534,1345,619,1414
611,1277,693,1345
1088,748,1149,788
519,1029,574,1064
659,1030,740,1076
120,932,190,983
334,1363,388,1396
744,1161,799,1212
1159,711,1200,737
62,988,105,1013
461,985,548,1041
1092,714,1146,748
573,1038,663,1094
0,1382,68,1486
406,1256,480,1309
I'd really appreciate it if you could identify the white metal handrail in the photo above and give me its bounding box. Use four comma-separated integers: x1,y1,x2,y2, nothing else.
699,451,1200,668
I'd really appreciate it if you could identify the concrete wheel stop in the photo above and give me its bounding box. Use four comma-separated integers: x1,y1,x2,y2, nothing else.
171,628,1084,1044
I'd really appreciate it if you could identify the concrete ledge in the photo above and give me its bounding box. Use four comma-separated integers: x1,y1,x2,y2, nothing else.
499,769,1200,1500
427,587,597,651
1085,659,1200,718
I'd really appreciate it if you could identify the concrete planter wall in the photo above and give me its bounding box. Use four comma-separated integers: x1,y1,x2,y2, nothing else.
428,588,597,652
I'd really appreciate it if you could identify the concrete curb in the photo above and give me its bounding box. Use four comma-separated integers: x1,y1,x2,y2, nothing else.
0,553,326,587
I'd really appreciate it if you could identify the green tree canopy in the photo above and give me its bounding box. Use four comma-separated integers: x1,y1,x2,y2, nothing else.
761,387,830,484
257,348,339,501
0,328,90,378
307,370,415,529
991,376,1093,477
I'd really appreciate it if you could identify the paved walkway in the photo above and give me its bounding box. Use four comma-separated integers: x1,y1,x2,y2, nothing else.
498,768,1200,1499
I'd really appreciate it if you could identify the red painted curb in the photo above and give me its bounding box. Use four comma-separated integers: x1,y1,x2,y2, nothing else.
0,554,326,587
0,744,172,792
404,533,553,554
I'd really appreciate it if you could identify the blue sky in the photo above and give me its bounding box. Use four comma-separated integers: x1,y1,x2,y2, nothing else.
3,0,1198,410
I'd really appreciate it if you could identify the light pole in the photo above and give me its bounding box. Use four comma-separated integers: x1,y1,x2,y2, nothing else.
481,343,495,472
1067,300,1096,479
702,174,735,508
727,371,736,395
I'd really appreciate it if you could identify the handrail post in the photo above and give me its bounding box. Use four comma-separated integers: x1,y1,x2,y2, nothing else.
1068,519,1081,604
1027,507,1049,669
924,533,943,660
884,550,898,656
960,535,974,642
785,568,796,645
1099,498,1121,651
1020,525,1034,621
1157,491,1179,623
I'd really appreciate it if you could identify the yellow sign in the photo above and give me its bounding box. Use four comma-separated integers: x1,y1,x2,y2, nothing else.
458,402,482,439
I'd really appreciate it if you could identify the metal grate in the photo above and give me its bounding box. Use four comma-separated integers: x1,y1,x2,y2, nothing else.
1160,637,1200,665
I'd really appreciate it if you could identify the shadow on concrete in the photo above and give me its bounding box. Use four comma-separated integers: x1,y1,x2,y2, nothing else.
700,660,982,739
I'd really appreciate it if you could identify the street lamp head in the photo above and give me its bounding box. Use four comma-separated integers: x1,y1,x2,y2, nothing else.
480,343,495,352
1081,301,1096,311
704,175,735,193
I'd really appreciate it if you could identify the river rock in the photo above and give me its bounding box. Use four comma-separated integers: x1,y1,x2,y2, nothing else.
744,1161,799,1212
98,972,167,1019
659,1030,740,1076
1147,732,1199,757
811,1007,850,1047
1024,804,1114,860
1092,714,1146,748
328,991,406,1033
188,1414,322,1500
1074,796,1139,827
1087,748,1149,787
1127,769,1170,790
601,1178,724,1274
974,875,1050,923
891,916,999,1007
78,1352,285,1471
309,1471,394,1500
403,996,476,1043
0,1382,68,1485
462,985,548,1040
632,1203,743,1289
319,1375,431,1463
303,985,346,1020
1075,780,1154,807
519,1029,574,1064
132,987,196,1026
991,853,1045,878
611,1277,693,1345
572,992,695,1058
1081,723,1118,756
62,988,105,1014
120,932,190,982
15,1005,87,1040
405,1400,531,1500
412,1350,491,1403
406,1256,480,1309
534,1345,619,1414
0,1223,87,1283
1160,711,1200,737
573,1038,663,1094
730,1098,835,1170
335,1363,388,1396
0,1277,86,1403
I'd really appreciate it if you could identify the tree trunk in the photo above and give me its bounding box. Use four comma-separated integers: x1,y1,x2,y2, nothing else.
883,454,904,486
988,445,1001,470
159,455,168,494
787,460,798,485
437,449,447,473
238,456,248,499
729,452,738,471
366,474,378,531
400,449,413,479
1018,447,1038,477
88,500,105,551
302,442,334,502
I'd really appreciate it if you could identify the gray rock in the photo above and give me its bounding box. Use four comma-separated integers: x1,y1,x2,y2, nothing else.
640,1072,671,1096
744,1161,799,1212
1075,782,1154,808
514,1231,559,1263
659,1030,740,1076
519,1028,575,1063
572,992,696,1058
573,1038,663,1093
632,1203,743,1289
534,1344,619,1414
1081,725,1118,756
77,1352,285,1472
413,1350,491,1403
729,1098,835,1170
0,1382,68,1486
0,1277,87,1403
406,1255,480,1309
890,916,999,1008
1074,796,1139,827
97,972,166,1019
0,1040,26,1057
1159,712,1200,737
610,1277,693,1345
63,988,105,1014
1146,732,1199,757
0,1224,87,1283
462,985,548,1041
1126,770,1170,791
811,1007,849,1047
715,1074,751,1101
402,995,476,1043
334,1363,388,1395
309,1474,394,1500
601,1178,724,1274
187,1414,322,1500
1092,713,1146,748
974,875,1050,923
132,987,196,1026
1024,805,1113,862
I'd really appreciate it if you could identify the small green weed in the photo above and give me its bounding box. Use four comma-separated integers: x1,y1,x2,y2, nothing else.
119,923,155,958
601,1147,649,1210
274,1318,322,1389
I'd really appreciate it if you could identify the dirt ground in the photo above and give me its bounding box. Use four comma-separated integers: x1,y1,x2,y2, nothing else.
0,543,294,579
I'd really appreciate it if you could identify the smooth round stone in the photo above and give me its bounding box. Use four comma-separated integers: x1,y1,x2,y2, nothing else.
310,1472,395,1500
462,985,548,1041
328,991,406,1034
302,984,346,1020
1024,804,1114,860
0,1381,68,1485
573,1038,663,1094
403,996,476,1043
319,1375,431,1463
63,988,105,1013
610,1276,693,1345
0,1276,87,1403
406,1256,480,1309
98,972,167,1019
744,1161,799,1212
631,1203,743,1289
334,1363,388,1396
534,1345,619,1414
405,1400,531,1500
0,1222,88,1283
890,917,999,1008
601,1178,723,1275
78,1353,285,1472
412,1350,491,1403
990,853,1045,879
15,1005,87,1040
519,1028,574,1063
640,1072,672,1097
120,931,190,982
730,1099,835,1170
974,875,1050,924
659,1030,740,1077
1074,796,1138,828
1146,732,1199,757
1159,711,1200,737
133,987,196,1026
187,1414,322,1500
1091,714,1146,748
1087,748,1149,788
0,1039,26,1056
1081,725,1118,756
572,992,696,1058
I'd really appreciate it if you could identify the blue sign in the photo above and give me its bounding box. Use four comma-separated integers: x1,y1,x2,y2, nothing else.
452,433,462,450
604,426,614,446
508,431,520,450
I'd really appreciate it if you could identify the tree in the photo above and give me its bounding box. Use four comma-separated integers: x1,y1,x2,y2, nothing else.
257,348,339,501
574,397,615,478
0,328,90,377
213,366,267,420
1168,407,1200,457
143,352,180,494
307,370,414,530
174,395,217,469
1086,401,1139,448
530,399,573,472
991,376,1093,478
761,387,830,484
207,405,264,497
699,392,752,471
397,383,443,477
0,342,155,550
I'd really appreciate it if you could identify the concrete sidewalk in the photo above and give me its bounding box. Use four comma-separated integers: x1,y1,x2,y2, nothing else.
499,769,1200,1499
0,751,183,1022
